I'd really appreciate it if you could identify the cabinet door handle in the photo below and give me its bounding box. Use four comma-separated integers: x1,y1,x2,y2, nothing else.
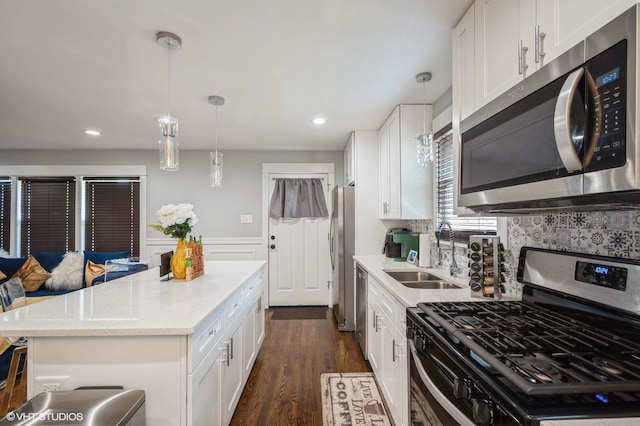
392,339,396,362
221,342,230,366
535,25,546,64
393,340,403,361
229,337,234,360
518,39,529,75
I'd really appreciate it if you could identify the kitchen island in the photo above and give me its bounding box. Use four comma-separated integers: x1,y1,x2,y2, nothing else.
0,260,266,425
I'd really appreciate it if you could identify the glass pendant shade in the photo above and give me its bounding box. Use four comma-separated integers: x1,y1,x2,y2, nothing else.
208,95,225,187
415,71,433,167
416,132,433,167
210,151,223,187
156,31,182,171
158,116,179,171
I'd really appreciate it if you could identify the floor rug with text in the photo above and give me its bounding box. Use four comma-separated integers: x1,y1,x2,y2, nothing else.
321,372,392,426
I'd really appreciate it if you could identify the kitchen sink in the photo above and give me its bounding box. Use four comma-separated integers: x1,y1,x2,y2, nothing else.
383,269,462,290
399,281,461,289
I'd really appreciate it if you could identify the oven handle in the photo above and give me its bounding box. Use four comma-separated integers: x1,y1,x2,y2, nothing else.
408,339,475,426
553,66,585,173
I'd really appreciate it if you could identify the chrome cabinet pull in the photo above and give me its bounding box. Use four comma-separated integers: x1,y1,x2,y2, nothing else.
535,25,546,64
518,40,529,75
221,342,230,366
230,337,234,360
392,339,396,362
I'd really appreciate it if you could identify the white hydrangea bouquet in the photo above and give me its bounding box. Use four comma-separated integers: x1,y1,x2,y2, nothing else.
149,203,198,239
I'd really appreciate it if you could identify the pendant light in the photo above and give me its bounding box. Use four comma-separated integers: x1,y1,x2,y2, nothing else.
156,31,182,172
209,95,225,187
416,71,433,167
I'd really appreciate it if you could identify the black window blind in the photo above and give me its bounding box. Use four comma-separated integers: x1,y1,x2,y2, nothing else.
19,177,76,255
0,178,11,252
84,178,140,256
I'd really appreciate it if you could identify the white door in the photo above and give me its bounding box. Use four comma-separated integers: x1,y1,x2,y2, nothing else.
268,173,331,306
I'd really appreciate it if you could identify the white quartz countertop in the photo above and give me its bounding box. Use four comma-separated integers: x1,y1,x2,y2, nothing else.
354,255,518,307
0,260,266,337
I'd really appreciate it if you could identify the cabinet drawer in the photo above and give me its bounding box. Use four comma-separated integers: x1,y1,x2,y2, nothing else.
377,284,395,320
244,270,264,301
224,289,244,324
191,309,223,372
394,299,406,331
368,276,382,299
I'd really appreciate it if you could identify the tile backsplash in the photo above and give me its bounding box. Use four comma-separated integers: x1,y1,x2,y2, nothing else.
409,209,640,297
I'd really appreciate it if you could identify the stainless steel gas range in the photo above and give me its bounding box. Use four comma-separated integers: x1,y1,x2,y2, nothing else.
407,247,640,425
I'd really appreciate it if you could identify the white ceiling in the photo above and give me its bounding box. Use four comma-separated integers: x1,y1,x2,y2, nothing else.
0,0,472,151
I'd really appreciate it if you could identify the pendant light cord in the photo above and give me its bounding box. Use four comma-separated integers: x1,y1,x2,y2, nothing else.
167,44,172,117
215,104,219,155
422,80,427,138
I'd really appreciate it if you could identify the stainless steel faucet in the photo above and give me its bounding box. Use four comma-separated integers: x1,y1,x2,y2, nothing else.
436,220,458,276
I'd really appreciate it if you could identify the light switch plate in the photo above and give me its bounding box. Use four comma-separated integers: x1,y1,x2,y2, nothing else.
240,214,253,224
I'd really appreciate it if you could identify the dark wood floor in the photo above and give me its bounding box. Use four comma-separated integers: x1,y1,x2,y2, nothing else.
230,307,371,425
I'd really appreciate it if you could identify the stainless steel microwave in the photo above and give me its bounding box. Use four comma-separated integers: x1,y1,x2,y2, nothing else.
459,5,640,213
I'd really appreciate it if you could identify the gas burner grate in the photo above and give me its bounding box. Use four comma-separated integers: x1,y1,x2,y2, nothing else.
417,301,640,395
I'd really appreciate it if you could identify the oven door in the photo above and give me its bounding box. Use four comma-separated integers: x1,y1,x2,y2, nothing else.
408,339,474,426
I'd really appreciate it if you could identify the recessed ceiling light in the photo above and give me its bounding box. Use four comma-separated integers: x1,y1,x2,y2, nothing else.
311,117,326,125
83,129,101,136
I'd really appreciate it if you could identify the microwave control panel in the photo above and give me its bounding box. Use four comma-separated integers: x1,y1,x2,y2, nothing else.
586,39,627,172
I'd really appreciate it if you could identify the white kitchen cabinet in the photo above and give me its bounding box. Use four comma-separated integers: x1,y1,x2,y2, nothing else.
189,343,222,425
453,5,475,122
378,104,433,220
221,318,244,425
344,132,355,186
474,0,531,110
367,276,382,375
367,275,407,426
473,0,636,110
243,293,264,377
535,0,633,66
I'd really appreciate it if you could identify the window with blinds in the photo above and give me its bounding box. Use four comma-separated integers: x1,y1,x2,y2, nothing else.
435,131,497,231
19,177,76,255
84,177,140,256
0,178,11,252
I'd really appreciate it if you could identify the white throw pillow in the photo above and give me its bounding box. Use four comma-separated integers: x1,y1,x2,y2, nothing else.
45,252,84,290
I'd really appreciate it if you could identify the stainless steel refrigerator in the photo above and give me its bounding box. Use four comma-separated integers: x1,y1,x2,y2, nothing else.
330,185,355,331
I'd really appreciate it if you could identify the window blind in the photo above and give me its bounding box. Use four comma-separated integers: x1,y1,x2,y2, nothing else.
84,177,140,256
435,132,496,231
19,177,76,255
0,178,11,252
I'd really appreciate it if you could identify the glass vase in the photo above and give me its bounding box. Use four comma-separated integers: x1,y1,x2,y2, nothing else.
171,238,188,279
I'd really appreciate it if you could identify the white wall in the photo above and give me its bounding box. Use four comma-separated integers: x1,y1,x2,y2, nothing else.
0,149,343,240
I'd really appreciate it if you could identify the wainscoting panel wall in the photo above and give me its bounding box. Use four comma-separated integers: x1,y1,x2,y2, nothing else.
145,238,265,268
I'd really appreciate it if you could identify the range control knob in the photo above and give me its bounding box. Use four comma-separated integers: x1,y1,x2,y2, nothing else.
407,326,415,340
453,378,470,399
472,398,493,425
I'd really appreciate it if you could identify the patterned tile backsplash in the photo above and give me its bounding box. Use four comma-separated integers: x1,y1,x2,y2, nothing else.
408,209,640,297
